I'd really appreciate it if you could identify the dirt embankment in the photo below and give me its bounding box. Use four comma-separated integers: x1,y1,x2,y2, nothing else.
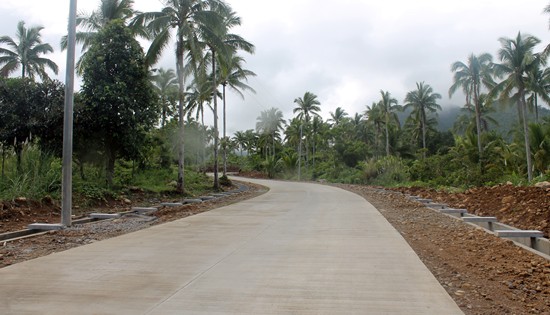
391,184,550,238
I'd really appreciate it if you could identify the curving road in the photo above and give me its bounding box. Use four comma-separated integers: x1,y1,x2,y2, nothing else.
0,178,463,314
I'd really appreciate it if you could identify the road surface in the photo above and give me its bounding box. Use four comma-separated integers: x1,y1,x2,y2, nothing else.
0,179,463,314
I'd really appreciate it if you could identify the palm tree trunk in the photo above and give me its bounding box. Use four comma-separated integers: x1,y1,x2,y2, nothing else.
201,108,206,168
385,115,390,156
473,86,483,171
161,95,167,128
272,132,275,158
212,49,220,190
176,38,185,194
312,134,316,173
421,110,427,159
520,90,533,181
534,93,539,123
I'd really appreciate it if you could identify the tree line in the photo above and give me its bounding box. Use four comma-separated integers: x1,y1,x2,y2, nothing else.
0,0,255,194
1,0,550,195
236,7,550,185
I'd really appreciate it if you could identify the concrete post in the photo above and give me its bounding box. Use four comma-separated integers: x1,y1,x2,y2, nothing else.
61,0,77,227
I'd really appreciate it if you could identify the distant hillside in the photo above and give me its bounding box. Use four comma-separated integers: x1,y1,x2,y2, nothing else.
398,104,550,137
438,104,550,136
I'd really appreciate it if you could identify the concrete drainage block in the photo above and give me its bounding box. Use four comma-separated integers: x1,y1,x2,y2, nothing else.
28,223,65,231
132,207,158,214
440,208,467,217
89,213,121,219
199,196,216,201
161,202,183,207
183,199,203,204
426,203,447,210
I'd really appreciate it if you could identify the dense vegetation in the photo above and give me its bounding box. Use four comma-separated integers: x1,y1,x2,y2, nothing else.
1,0,550,204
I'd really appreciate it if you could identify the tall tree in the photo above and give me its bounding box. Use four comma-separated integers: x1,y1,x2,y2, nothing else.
150,68,178,127
403,82,442,158
453,94,498,134
256,107,285,158
0,21,58,80
218,54,255,177
201,4,254,188
492,32,542,181
293,91,321,123
526,61,550,123
328,107,348,126
232,130,247,156
61,0,142,74
136,0,227,193
293,91,321,172
378,90,402,156
80,20,157,186
364,102,384,153
449,53,493,163
0,78,64,171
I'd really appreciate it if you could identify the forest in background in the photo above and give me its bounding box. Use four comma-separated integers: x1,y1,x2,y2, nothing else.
1,0,550,205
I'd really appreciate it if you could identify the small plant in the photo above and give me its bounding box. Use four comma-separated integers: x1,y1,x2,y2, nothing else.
219,175,232,186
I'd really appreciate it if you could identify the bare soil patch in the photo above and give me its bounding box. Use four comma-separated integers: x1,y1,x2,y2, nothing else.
391,184,550,238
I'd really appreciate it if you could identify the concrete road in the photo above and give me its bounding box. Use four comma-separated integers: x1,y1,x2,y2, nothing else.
0,179,463,314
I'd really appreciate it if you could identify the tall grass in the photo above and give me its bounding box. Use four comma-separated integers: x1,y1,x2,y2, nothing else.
0,143,221,203
0,144,61,200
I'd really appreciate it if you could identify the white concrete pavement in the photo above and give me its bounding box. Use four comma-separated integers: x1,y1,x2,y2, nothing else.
0,178,463,314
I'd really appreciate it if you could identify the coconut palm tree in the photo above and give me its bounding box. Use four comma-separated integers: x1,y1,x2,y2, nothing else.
492,32,542,181
200,4,256,183
453,94,498,135
0,21,58,80
293,91,321,171
150,68,178,127
526,62,550,123
284,118,303,151
293,91,321,123
449,53,494,162
403,82,442,158
232,130,247,156
218,54,255,177
61,0,142,74
135,0,227,193
364,102,384,153
404,111,438,154
328,107,348,126
378,90,402,156
256,107,285,158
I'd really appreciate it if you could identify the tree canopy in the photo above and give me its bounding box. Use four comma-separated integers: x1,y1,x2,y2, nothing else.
80,20,157,186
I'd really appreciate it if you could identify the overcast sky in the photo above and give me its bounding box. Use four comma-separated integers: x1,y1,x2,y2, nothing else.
0,0,548,135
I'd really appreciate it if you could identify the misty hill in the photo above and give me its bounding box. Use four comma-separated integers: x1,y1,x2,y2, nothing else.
438,104,550,135
398,104,550,137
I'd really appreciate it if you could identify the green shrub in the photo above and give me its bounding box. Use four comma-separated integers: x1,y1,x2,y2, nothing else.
360,156,410,186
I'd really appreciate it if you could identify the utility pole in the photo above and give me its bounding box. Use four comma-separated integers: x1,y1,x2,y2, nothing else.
61,0,77,227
